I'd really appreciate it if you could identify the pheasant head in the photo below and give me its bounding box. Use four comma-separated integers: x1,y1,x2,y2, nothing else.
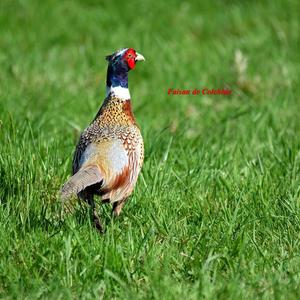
106,48,145,99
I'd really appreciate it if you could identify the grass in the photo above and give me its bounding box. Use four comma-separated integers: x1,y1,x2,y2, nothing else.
0,0,300,298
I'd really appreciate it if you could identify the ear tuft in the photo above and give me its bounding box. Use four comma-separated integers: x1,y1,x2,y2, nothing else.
105,54,113,62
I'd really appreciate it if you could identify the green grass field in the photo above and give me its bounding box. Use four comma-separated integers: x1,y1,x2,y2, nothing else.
1,0,300,298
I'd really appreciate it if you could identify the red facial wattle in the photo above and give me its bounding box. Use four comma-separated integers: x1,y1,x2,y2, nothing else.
127,58,135,69
124,48,136,70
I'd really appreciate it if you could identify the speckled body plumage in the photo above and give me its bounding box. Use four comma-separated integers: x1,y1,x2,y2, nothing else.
73,95,144,204
61,48,145,231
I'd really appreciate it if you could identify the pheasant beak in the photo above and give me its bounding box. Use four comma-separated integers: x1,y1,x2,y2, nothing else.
135,52,145,62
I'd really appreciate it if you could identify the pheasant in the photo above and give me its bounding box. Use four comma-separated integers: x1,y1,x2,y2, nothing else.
61,48,145,231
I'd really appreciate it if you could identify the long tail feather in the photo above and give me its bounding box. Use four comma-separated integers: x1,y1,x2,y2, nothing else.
61,165,103,200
